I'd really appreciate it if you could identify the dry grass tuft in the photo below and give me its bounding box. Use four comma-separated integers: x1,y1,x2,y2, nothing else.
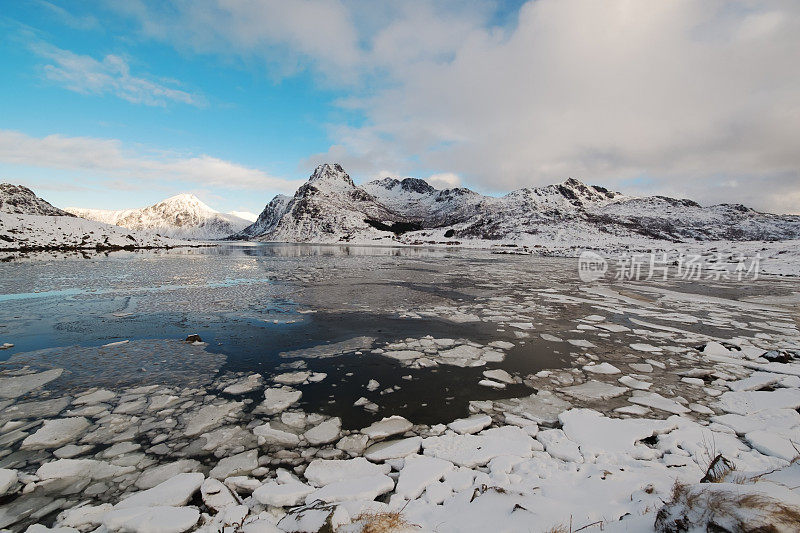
655,481,800,532
352,511,419,533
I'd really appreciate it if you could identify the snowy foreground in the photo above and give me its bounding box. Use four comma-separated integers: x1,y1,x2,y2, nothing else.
0,213,188,252
2,269,800,533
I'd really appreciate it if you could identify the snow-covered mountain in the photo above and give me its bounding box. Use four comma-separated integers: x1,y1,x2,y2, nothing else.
0,184,183,251
234,164,800,248
0,184,74,216
67,194,251,240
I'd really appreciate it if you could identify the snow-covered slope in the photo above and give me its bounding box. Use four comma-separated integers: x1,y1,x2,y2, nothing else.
67,194,251,240
0,184,184,251
0,183,73,216
238,164,800,249
0,213,183,251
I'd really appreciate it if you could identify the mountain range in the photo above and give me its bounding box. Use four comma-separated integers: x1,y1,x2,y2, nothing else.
3,164,800,252
67,194,253,240
233,163,800,248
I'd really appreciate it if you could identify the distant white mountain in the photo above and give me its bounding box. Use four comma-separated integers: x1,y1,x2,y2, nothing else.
228,211,258,222
67,194,252,240
233,163,800,248
0,183,182,251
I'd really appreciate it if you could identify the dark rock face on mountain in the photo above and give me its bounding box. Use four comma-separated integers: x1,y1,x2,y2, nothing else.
0,184,73,216
234,164,800,247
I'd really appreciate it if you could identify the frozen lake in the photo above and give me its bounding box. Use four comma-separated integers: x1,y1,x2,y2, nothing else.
0,244,575,427
2,244,800,532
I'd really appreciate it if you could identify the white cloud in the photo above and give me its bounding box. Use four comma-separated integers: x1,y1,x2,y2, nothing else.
0,130,302,192
33,43,205,107
112,0,800,212
426,172,461,189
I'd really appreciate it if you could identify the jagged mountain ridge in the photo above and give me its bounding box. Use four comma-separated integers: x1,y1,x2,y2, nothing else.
67,194,251,240
235,164,800,246
0,184,74,216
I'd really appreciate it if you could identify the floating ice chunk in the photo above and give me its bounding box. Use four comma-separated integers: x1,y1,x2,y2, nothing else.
73,389,116,405
536,429,583,463
447,414,491,435
478,379,505,389
364,437,422,462
209,450,258,479
689,403,714,415
253,481,315,507
21,417,90,450
562,380,628,401
0,468,17,496
366,379,380,391
304,417,342,445
305,475,394,504
448,313,481,323
715,388,800,415
618,376,651,390
336,434,369,456
56,504,113,530
582,363,620,374
614,405,651,416
116,473,204,509
629,363,653,373
261,387,302,415
136,460,201,489
26,525,78,533
559,408,676,460
0,368,64,399
630,343,662,353
102,506,199,533
422,431,532,468
701,341,732,357
712,408,800,435
102,340,129,347
273,371,310,385
253,423,300,447
304,458,390,487
595,323,631,333
567,339,595,348
488,341,515,350
394,455,454,500
184,401,243,437
480,350,505,363
629,393,690,414
37,459,134,481
482,369,515,384
360,416,412,440
201,478,238,511
509,322,534,330
645,359,666,369
222,374,262,394
540,334,563,342
726,372,783,392
494,391,572,426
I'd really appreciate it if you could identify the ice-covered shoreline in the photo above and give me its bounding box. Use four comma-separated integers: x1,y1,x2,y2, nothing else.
2,268,799,533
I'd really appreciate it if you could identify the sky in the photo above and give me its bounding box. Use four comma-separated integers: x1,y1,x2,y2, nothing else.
0,0,798,216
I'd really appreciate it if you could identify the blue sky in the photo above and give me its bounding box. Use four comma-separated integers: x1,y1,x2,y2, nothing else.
1,1,798,214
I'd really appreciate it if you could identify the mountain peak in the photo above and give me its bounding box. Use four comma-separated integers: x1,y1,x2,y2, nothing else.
308,163,355,188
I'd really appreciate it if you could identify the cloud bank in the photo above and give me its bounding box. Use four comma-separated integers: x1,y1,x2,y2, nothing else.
0,130,302,192
110,0,800,213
